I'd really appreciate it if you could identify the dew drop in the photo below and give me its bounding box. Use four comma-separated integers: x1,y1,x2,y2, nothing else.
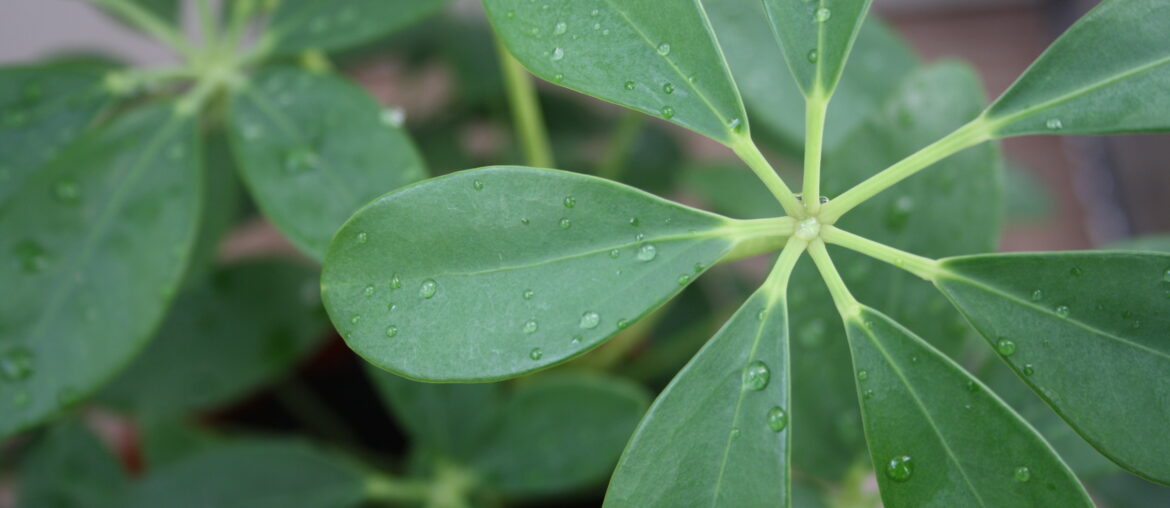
571,335,582,345
996,338,1017,356
624,80,636,90
390,274,402,289
580,311,601,329
1014,466,1031,482
662,82,674,94
767,407,788,432
363,285,375,297
356,232,368,244
661,106,675,118
815,7,832,22
1070,266,1084,277
885,196,914,230
1023,363,1035,376
1162,267,1170,282
886,456,914,483
1055,305,1070,317
522,289,535,300
523,320,539,334
520,217,530,225
609,249,620,259
807,49,819,63
0,346,34,382
419,279,438,299
677,274,691,285
53,179,80,203
559,217,572,229
385,325,398,338
636,244,657,261
1031,289,1043,301
529,348,543,360
13,241,49,274
857,369,869,381
617,318,630,329
628,217,640,226
553,73,564,83
727,117,744,133
657,43,671,56
553,21,567,35
743,361,770,391
473,180,484,191
1045,118,1063,130
563,196,576,208
550,47,565,61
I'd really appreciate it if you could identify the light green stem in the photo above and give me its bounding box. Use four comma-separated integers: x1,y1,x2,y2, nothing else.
807,239,861,318
730,137,804,218
596,111,645,180
496,40,555,168
724,217,796,262
762,236,809,299
802,95,829,215
365,472,432,503
818,117,993,224
94,0,193,57
820,225,941,281
225,0,258,49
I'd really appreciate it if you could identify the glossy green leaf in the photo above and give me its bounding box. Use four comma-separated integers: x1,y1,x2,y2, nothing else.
472,373,650,497
707,0,916,152
126,440,369,508
762,0,873,98
228,67,426,260
19,420,128,508
0,104,200,438
790,62,1002,478
0,64,111,206
482,0,749,143
606,287,790,507
985,0,1170,136
844,306,1091,506
101,260,328,416
366,366,503,461
322,166,774,381
935,251,1170,484
267,0,450,56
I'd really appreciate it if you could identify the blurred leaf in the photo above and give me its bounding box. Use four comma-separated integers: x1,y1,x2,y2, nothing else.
0,104,200,438
182,128,243,287
1109,234,1170,253
126,440,369,508
101,260,328,417
268,0,450,56
18,420,128,508
1090,473,1170,508
137,417,219,470
680,164,785,220
0,63,112,206
228,67,426,260
1002,162,1054,223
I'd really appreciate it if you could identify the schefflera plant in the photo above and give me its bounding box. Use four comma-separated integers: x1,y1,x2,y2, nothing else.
322,0,1170,506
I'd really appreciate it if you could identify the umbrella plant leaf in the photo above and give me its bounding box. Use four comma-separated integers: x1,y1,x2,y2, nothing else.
267,0,450,56
228,67,426,260
482,0,750,143
19,420,128,508
761,0,873,98
321,166,783,381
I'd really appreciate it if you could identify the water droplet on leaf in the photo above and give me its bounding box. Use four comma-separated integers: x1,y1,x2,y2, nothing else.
657,43,671,55
815,7,832,22
385,325,398,337
996,338,1017,356
743,361,770,391
580,311,601,329
1014,466,1031,482
419,279,438,299
767,407,788,432
886,456,914,482
529,348,543,360
559,218,572,229
523,320,539,334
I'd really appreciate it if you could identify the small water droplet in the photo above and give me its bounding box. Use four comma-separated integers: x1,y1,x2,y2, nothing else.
636,244,657,261
857,369,869,381
53,179,80,203
863,389,874,400
657,43,671,56
385,325,398,337
550,47,565,61
624,80,636,90
387,303,398,312
529,348,543,360
1031,289,1043,301
886,456,914,482
628,217,640,226
473,180,484,190
559,217,572,229
1055,305,1070,317
966,380,980,393
1045,118,1063,130
390,274,402,289
1070,266,1083,277
996,338,1017,356
553,21,567,35
815,7,832,22
0,346,34,382
1023,364,1035,376
1162,267,1170,282
580,311,601,329
350,314,361,324
693,262,705,273
520,217,530,225
523,319,539,334
13,241,49,274
767,407,788,432
743,361,770,391
677,274,691,285
284,148,318,173
661,106,675,118
617,318,630,329
363,285,375,297
910,355,920,364
522,289,535,300
807,49,818,63
419,279,438,299
1014,466,1031,482
505,10,515,18
662,82,674,94
571,335,582,345
563,196,576,208
553,73,565,83
609,249,620,259
591,8,600,16
727,117,744,133
356,232,368,244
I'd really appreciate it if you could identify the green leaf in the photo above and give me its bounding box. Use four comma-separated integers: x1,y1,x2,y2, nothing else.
182,128,243,287
935,251,1170,484
321,166,771,381
471,373,650,497
790,62,1002,478
366,366,503,461
844,307,1092,507
98,0,181,28
137,417,219,469
19,420,128,508
482,0,749,143
0,64,112,206
761,0,873,98
101,260,328,417
228,67,426,260
126,440,369,508
1003,162,1054,223
268,0,450,56
606,288,790,507
0,104,200,438
985,0,1170,136
680,164,785,220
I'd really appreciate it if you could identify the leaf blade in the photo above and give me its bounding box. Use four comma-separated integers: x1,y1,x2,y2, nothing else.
762,0,874,98
268,0,450,56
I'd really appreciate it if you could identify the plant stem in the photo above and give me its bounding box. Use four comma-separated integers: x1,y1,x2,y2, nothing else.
762,236,809,300
802,95,829,215
225,0,258,50
364,472,432,503
818,117,993,224
94,0,193,58
195,0,219,47
596,111,645,180
496,39,555,168
807,239,861,318
724,217,796,262
820,225,941,281
730,137,804,218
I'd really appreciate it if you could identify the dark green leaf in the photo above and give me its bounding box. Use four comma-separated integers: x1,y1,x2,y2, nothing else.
844,306,1091,506
680,164,785,220
182,128,243,287
1003,162,1054,223
228,67,426,260
985,0,1170,136
0,104,200,437
18,420,128,508
762,0,873,97
1090,473,1170,508
268,0,450,56
482,0,749,143
0,64,112,206
98,0,181,29
936,251,1170,484
137,417,219,469
606,288,790,507
321,166,775,381
101,260,328,416
126,440,369,508
472,373,649,497
366,366,503,461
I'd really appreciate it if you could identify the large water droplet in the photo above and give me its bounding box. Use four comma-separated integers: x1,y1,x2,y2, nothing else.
580,311,601,329
657,43,671,56
553,21,567,35
815,7,832,22
743,361,770,391
523,320,539,334
886,456,914,483
636,244,657,261
661,106,675,118
419,279,438,299
550,47,565,61
857,369,869,381
529,348,543,360
563,196,576,208
0,346,34,382
1014,466,1031,482
996,338,1017,356
806,49,819,63
767,407,788,432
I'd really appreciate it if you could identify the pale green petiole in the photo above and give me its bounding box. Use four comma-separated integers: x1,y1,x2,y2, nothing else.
496,40,556,169
760,235,809,301
724,217,797,262
196,0,219,47
807,239,861,318
730,136,805,218
819,116,993,224
802,94,829,215
820,225,941,280
93,0,194,58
